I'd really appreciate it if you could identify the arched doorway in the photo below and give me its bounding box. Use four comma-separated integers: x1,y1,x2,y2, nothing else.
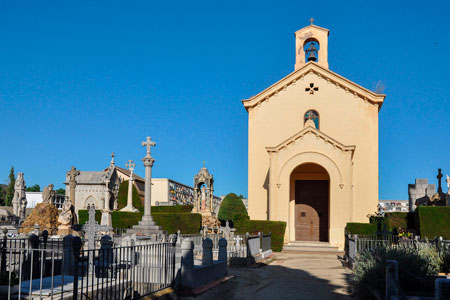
290,163,329,242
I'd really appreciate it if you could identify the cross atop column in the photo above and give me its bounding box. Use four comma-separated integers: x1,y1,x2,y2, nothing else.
142,136,156,156
126,160,136,171
309,17,315,25
437,168,443,193
68,166,80,184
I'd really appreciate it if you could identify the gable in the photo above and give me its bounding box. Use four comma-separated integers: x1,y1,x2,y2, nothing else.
242,62,385,111
266,125,355,158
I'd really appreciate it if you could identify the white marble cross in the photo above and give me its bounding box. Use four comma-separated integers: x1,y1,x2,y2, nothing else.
142,136,156,156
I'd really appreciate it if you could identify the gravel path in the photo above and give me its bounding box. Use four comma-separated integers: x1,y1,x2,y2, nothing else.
182,251,353,300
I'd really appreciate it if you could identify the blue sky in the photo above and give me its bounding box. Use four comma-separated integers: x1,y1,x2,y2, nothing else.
0,1,449,199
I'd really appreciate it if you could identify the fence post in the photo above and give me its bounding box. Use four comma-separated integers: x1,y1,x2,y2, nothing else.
245,232,250,257
386,260,398,300
258,232,262,253
72,236,82,300
1,228,7,272
181,239,194,270
435,278,450,300
202,238,213,266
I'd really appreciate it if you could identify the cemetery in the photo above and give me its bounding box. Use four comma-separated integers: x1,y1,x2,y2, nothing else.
1,6,449,300
0,136,276,300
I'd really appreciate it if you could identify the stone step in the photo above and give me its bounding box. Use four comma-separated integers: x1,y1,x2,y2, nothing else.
283,241,340,252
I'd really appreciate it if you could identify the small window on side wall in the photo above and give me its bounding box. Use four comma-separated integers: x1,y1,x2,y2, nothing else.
304,110,319,129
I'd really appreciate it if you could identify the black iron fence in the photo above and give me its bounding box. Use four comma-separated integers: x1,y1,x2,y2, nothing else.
0,234,177,300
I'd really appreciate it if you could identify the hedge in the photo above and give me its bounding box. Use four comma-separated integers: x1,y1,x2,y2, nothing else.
218,193,248,222
152,213,201,234
385,212,415,233
78,209,201,234
345,222,377,235
415,207,450,239
235,219,286,252
151,205,193,213
117,180,144,212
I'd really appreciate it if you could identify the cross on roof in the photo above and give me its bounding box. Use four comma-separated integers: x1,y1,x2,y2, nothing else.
202,160,206,168
142,136,156,156
309,17,315,25
110,152,115,165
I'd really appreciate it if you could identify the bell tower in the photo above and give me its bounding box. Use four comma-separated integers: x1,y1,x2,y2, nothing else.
295,18,329,70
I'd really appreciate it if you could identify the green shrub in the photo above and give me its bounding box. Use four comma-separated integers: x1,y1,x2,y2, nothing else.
441,247,450,273
416,207,450,239
151,205,193,213
352,244,438,299
218,193,248,222
78,209,102,224
117,181,144,212
385,212,415,232
77,209,200,234
152,213,201,234
345,222,377,235
235,219,286,252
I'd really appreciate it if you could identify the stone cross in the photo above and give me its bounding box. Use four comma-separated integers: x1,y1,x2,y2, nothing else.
121,160,138,212
309,17,315,25
110,152,115,165
68,166,80,205
437,168,443,193
142,136,156,156
83,205,111,252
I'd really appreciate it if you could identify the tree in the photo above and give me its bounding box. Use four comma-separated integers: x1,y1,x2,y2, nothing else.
26,184,41,192
56,188,65,195
5,167,15,206
0,185,4,206
218,193,248,222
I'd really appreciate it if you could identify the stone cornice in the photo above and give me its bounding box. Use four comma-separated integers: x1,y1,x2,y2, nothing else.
242,62,386,112
266,125,356,157
295,24,329,35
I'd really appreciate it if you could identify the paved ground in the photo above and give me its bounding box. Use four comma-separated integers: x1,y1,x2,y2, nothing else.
183,251,353,300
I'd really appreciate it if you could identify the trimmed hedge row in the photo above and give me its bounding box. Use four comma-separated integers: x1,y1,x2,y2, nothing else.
151,205,193,213
152,213,201,234
78,209,201,234
235,218,286,252
415,207,450,239
347,207,450,238
345,222,377,235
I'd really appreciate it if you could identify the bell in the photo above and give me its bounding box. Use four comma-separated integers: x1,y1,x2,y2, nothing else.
306,43,318,62
307,51,317,62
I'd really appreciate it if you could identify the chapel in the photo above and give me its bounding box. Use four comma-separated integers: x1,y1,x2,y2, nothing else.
242,21,386,249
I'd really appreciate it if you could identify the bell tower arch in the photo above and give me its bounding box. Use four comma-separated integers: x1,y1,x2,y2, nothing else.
295,19,329,70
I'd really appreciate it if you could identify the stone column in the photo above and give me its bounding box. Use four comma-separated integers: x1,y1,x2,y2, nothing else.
68,167,80,207
101,180,112,227
141,137,156,223
142,157,154,222
121,160,138,212
202,238,213,266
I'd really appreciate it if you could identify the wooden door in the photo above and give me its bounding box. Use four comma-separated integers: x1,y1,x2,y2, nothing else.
295,180,329,241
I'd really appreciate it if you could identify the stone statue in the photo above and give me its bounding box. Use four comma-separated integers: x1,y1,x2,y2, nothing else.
12,173,27,219
58,197,75,226
42,184,56,204
446,174,450,191
201,185,207,210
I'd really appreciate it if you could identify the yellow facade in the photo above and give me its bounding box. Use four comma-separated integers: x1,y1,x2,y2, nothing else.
242,24,385,250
